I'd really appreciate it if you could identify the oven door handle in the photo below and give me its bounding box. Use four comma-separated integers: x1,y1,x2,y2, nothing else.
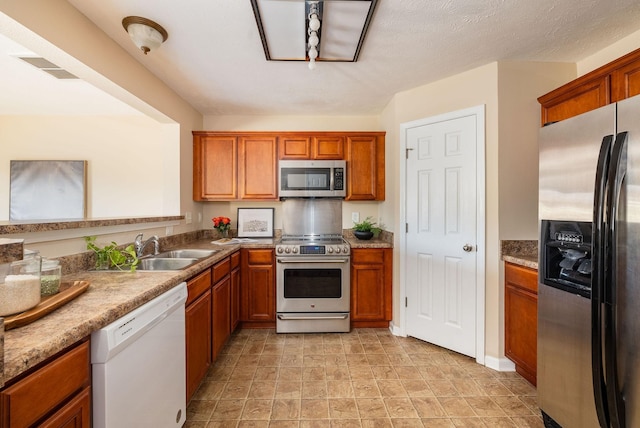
277,314,349,320
277,258,350,264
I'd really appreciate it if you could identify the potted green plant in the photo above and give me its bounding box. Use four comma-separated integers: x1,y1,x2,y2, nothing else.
352,216,382,240
85,236,139,271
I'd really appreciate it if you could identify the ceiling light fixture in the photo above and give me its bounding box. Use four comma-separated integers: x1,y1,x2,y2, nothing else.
251,0,378,68
307,1,321,70
122,16,168,55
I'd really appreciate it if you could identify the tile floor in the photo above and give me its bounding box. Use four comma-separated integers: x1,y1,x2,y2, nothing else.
185,329,543,428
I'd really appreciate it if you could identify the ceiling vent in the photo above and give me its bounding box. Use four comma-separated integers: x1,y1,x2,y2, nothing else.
17,56,78,79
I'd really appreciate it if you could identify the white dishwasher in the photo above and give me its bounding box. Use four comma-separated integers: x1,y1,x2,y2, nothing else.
91,282,187,428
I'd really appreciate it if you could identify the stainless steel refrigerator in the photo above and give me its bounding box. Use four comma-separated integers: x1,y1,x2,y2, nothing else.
538,94,640,428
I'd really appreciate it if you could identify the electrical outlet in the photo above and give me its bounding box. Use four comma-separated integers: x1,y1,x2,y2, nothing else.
197,212,202,223
352,212,360,223
185,212,192,224
166,226,174,235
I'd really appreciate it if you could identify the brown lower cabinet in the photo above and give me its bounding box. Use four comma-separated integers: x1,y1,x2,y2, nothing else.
350,248,393,328
240,248,276,327
186,250,241,402
0,339,91,428
504,262,538,386
185,268,213,401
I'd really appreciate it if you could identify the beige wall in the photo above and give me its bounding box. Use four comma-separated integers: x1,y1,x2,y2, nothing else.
578,28,640,76
0,0,203,256
0,115,178,220
497,61,575,240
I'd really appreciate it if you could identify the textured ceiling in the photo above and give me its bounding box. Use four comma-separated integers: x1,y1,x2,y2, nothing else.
5,0,640,116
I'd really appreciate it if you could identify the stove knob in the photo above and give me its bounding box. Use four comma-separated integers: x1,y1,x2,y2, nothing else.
285,248,291,254
292,247,298,254
277,247,283,254
328,247,334,253
335,247,341,253
343,246,349,254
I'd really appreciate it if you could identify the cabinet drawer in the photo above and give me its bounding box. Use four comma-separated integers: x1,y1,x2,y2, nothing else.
231,251,240,270
505,263,538,294
351,248,386,264
246,249,273,265
213,257,231,282
187,268,212,305
1,340,90,428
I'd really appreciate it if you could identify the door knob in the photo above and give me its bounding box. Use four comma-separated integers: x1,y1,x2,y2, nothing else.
463,244,474,252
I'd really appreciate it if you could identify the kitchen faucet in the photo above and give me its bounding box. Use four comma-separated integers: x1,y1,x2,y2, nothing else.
134,233,160,258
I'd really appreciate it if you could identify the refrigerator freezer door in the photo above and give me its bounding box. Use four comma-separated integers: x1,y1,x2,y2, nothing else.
539,104,615,222
538,104,614,427
612,95,640,428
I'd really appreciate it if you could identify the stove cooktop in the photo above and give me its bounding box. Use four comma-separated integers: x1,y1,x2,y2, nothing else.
276,235,350,256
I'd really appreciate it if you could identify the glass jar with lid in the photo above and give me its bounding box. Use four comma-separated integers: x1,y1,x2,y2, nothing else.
41,258,62,296
0,256,42,316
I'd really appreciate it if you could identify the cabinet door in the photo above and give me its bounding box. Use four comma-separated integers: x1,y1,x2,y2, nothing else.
350,249,392,327
231,265,241,332
504,263,538,386
212,277,231,360
240,249,275,323
185,290,212,401
313,136,344,159
238,136,278,200
279,136,311,159
345,135,385,201
612,58,640,102
39,387,91,428
538,75,610,125
0,341,90,428
193,134,237,200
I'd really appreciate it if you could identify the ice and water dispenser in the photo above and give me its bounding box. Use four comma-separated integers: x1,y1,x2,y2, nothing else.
540,220,592,298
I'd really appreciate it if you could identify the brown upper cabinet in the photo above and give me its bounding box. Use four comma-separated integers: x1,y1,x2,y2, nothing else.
278,135,345,160
346,134,385,201
193,131,385,201
193,132,278,201
538,48,640,125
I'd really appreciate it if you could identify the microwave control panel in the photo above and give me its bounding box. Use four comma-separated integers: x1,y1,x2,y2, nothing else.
334,168,344,190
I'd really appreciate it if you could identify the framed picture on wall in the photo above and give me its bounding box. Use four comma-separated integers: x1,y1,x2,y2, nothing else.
237,208,274,238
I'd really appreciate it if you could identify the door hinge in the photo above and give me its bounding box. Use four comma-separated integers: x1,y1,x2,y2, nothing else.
405,223,408,233
406,147,414,159
405,297,408,307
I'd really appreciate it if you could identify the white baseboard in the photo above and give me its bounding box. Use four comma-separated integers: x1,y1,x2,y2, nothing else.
484,355,516,372
388,321,404,336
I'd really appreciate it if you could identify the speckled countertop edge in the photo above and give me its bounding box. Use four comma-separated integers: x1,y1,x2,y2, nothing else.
1,233,392,385
501,240,538,270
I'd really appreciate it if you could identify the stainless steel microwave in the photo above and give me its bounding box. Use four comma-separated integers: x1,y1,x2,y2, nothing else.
279,160,346,198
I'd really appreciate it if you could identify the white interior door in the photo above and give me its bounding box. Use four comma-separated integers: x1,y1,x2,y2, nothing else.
403,107,483,359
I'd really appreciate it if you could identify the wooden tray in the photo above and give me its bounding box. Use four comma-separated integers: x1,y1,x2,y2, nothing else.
3,280,90,330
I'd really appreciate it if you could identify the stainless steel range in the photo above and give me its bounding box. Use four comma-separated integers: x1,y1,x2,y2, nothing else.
276,199,351,333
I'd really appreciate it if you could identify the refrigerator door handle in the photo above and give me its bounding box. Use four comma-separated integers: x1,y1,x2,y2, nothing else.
604,131,628,428
592,134,614,428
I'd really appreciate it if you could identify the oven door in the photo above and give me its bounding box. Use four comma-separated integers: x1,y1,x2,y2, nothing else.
276,256,350,313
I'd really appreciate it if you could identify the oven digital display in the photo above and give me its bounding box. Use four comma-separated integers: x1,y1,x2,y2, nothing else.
300,245,325,255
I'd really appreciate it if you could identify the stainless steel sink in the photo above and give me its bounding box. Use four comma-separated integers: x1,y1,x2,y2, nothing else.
137,257,199,271
154,249,220,259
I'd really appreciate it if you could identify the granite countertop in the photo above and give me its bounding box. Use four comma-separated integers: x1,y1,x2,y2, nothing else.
501,240,538,270
0,234,391,387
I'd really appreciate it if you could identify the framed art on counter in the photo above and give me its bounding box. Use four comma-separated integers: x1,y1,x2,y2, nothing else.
237,208,274,238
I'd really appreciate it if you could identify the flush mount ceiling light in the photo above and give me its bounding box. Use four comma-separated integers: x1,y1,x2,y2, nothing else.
122,16,168,55
250,0,378,70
